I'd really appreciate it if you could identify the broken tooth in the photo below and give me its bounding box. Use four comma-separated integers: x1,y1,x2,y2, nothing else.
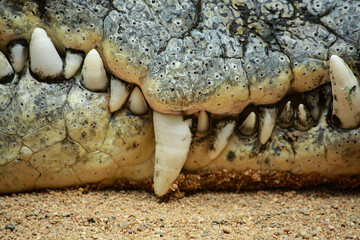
153,111,193,196
294,104,313,131
0,51,14,83
258,106,278,145
64,49,83,79
29,27,63,80
208,120,236,160
7,39,28,73
109,76,132,112
196,111,210,135
81,49,108,91
127,87,148,115
239,112,257,136
277,101,294,129
330,55,360,129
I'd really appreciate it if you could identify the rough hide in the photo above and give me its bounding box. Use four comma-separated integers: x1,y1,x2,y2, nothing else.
0,0,359,196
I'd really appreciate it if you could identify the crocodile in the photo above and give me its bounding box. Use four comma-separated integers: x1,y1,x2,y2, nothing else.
0,0,360,196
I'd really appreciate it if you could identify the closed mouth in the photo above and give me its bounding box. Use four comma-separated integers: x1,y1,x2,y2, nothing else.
0,0,359,196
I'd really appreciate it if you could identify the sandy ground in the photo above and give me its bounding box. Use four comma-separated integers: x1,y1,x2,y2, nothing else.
0,187,359,239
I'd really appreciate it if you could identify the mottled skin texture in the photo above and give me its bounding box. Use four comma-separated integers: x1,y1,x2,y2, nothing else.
0,0,360,194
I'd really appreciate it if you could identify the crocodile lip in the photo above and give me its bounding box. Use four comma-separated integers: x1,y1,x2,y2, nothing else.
0,1,360,196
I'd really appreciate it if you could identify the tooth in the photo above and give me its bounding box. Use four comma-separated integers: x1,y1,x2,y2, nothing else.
7,40,28,73
153,111,192,196
330,55,360,129
258,106,278,145
277,101,294,128
239,112,257,136
127,87,148,115
109,76,132,112
29,27,63,80
0,51,14,83
293,104,313,131
81,49,108,91
303,91,320,121
208,120,236,160
196,111,209,135
64,49,83,79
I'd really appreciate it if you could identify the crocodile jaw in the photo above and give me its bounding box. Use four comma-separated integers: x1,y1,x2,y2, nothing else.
0,0,360,196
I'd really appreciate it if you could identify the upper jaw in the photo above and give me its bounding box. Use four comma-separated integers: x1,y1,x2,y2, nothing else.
1,0,359,115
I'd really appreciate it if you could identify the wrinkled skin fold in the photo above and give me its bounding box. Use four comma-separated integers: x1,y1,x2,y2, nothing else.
0,0,360,196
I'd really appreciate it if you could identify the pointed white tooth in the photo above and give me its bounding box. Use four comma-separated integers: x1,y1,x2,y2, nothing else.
196,111,209,135
64,50,83,79
293,104,313,131
330,55,360,129
8,40,28,72
81,49,108,91
208,120,236,160
277,101,294,128
258,106,278,145
0,51,14,83
109,76,131,112
239,112,257,136
127,87,148,115
29,27,63,80
153,111,192,196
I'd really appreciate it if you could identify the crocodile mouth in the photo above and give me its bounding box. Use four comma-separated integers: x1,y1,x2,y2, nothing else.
0,0,360,196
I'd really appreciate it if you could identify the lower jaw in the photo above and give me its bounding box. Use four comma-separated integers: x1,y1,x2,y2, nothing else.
1,63,360,196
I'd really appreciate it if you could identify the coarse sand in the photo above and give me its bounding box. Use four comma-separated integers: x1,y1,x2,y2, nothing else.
0,187,359,239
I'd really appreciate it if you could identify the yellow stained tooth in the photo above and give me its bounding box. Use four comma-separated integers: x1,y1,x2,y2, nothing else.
64,50,83,79
239,112,257,136
330,55,360,129
298,104,307,123
127,87,148,115
29,28,63,80
81,49,108,91
208,120,236,160
277,101,294,128
109,76,131,112
294,104,313,131
258,106,278,145
8,41,28,73
197,111,210,135
153,111,192,196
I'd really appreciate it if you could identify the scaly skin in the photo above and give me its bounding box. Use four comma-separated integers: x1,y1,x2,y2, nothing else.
0,0,359,195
